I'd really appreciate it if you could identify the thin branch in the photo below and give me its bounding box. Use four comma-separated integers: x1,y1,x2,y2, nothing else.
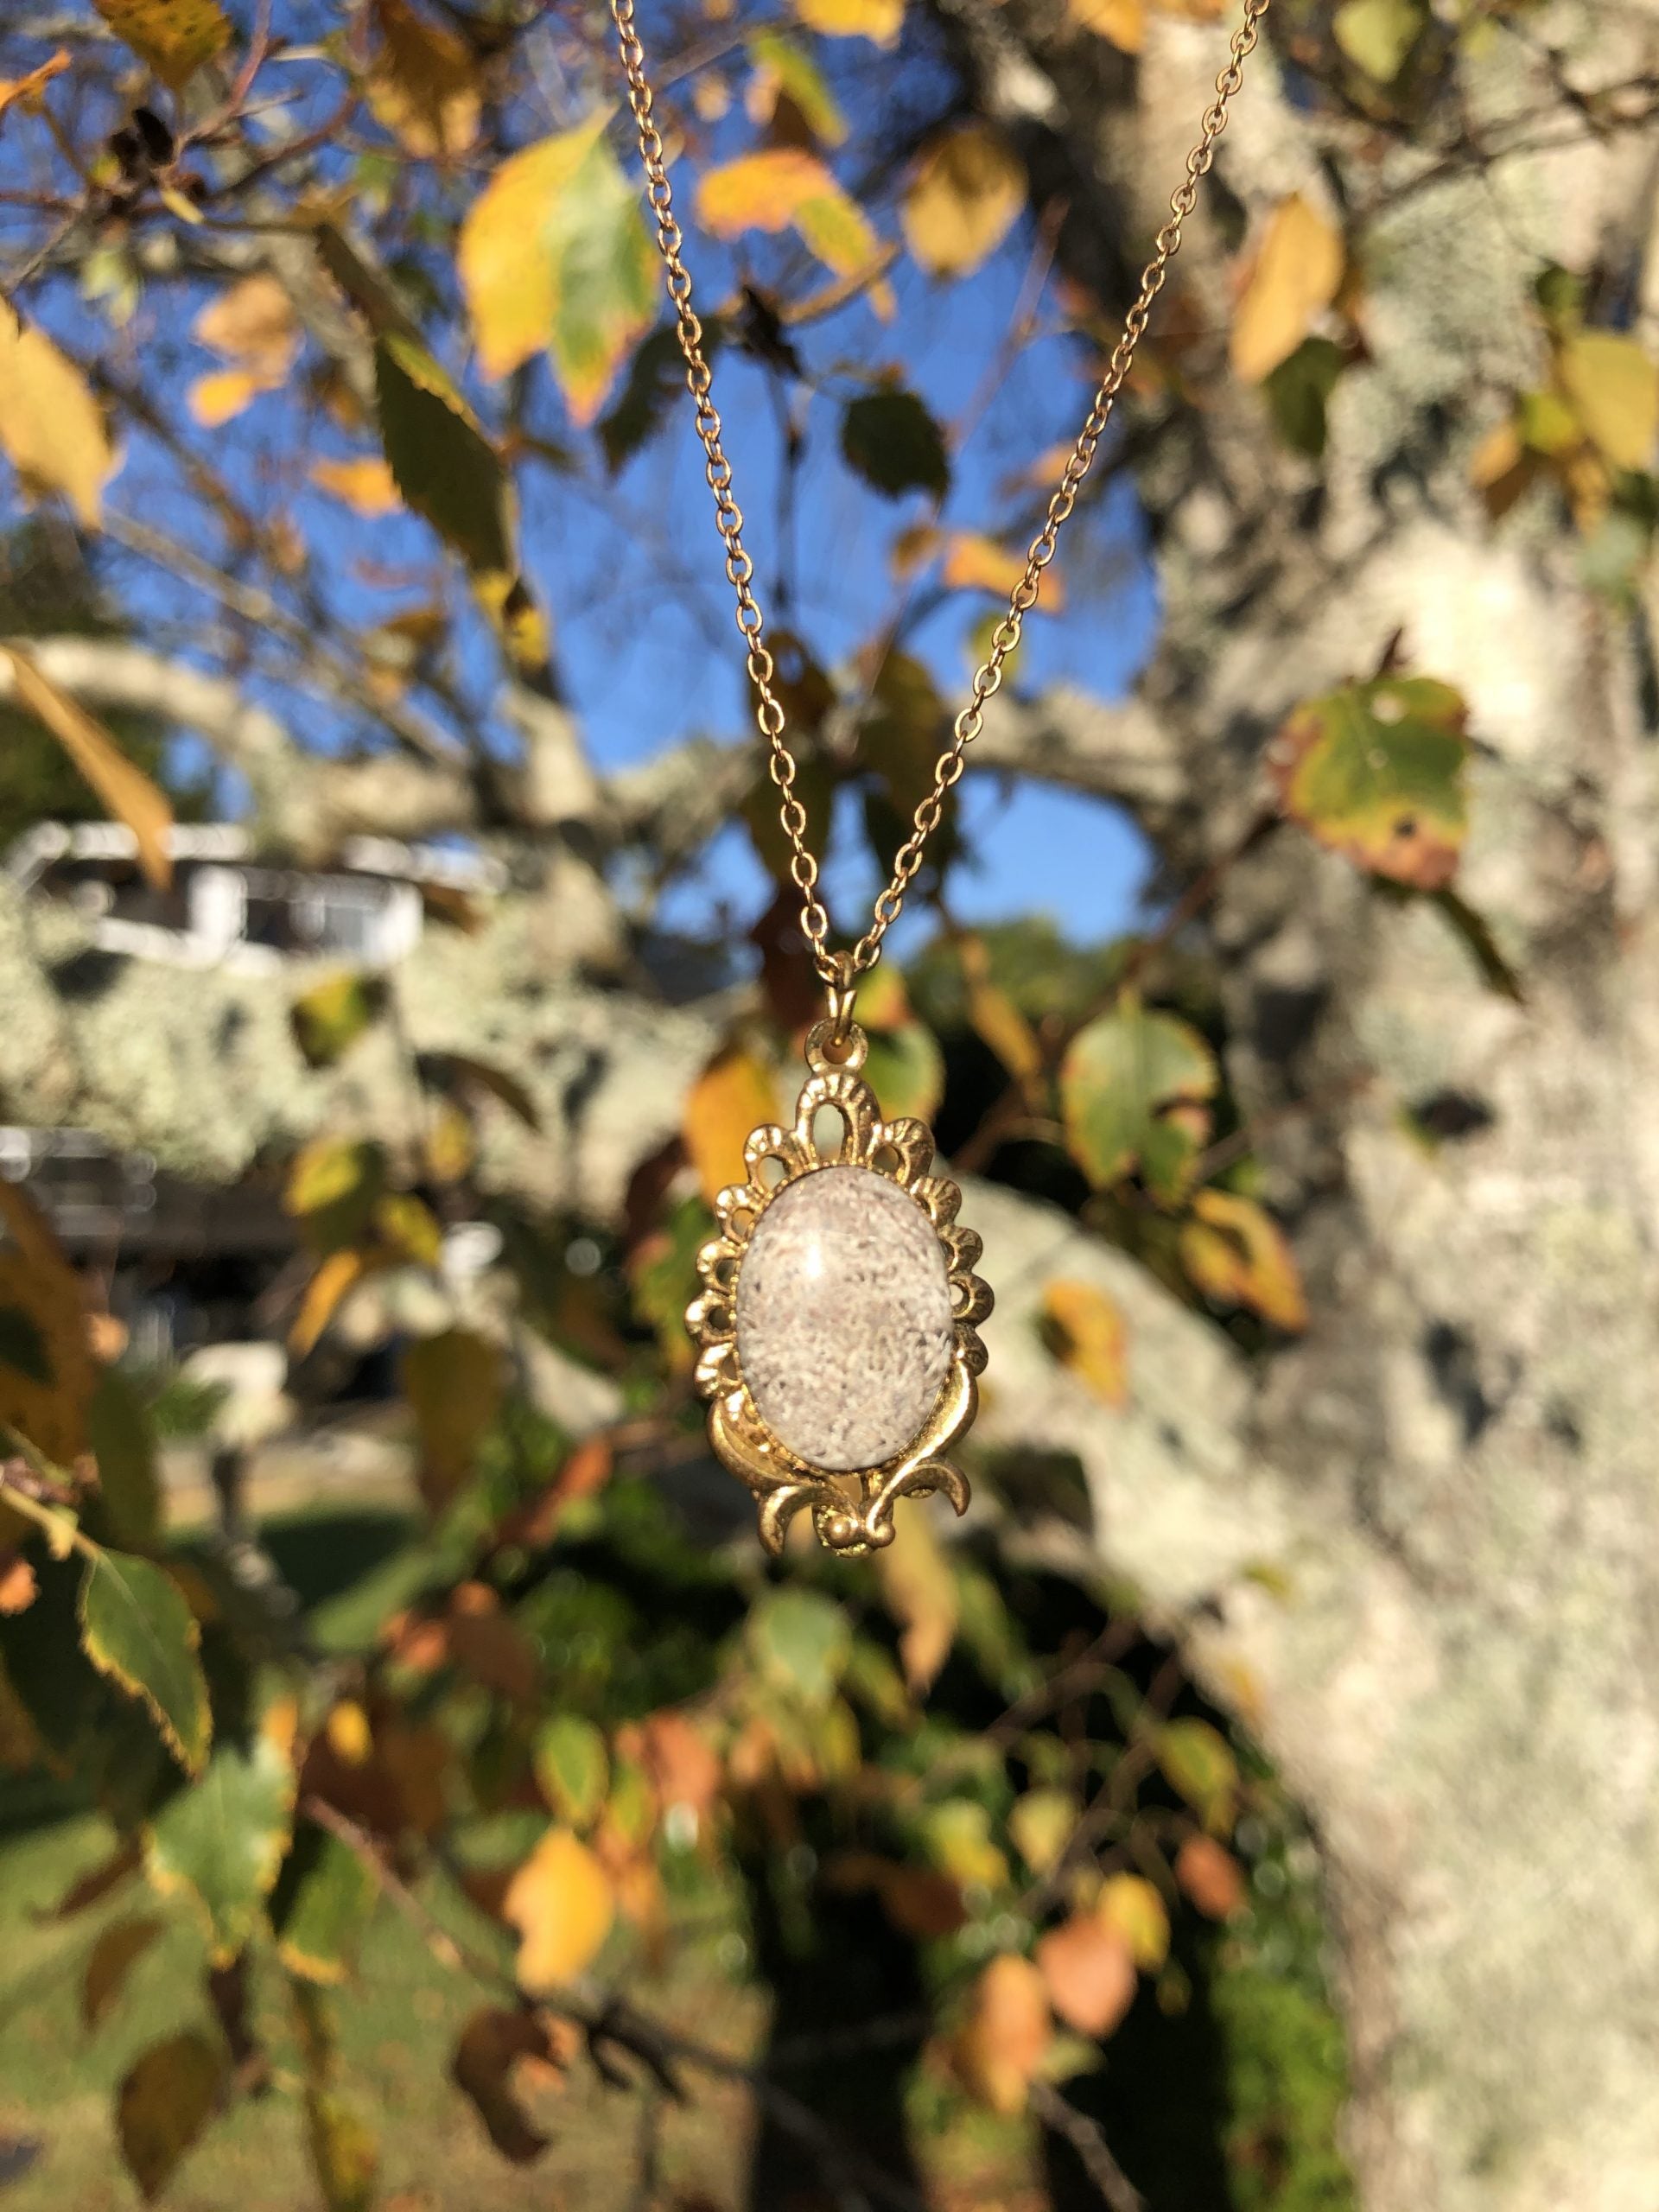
1030,2080,1146,2212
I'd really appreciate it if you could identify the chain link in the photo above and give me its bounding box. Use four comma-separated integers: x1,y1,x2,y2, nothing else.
610,0,1269,994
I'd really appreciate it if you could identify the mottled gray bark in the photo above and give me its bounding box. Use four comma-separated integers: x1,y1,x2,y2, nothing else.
938,5,1659,2206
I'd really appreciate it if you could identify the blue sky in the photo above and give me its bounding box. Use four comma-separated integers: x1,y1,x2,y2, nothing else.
3,3,1160,957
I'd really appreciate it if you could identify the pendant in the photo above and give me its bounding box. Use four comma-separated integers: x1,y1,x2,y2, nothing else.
686,1009,993,1557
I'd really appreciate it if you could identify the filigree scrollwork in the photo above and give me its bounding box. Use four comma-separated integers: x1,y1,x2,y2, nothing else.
686,1018,992,1558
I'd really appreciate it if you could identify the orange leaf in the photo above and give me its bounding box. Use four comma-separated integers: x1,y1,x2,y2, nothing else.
309,456,402,516
1175,1833,1247,1920
0,1555,37,1614
1067,0,1145,48
502,1828,613,1991
939,530,1065,609
698,147,840,238
1179,1189,1308,1331
194,274,299,378
1041,1279,1128,1408
953,1954,1052,2114
0,49,70,124
1035,1911,1137,2038
683,1047,777,1207
289,1249,366,1358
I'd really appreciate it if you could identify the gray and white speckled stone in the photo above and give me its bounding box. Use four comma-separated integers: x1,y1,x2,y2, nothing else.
734,1164,954,1471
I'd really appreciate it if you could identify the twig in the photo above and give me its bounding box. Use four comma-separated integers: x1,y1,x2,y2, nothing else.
1030,2081,1145,2212
305,1802,926,2212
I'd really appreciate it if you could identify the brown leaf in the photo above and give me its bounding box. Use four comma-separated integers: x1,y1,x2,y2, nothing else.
117,2031,226,2201
502,1828,613,1992
1,647,171,888
953,1953,1052,2114
83,1916,164,2030
0,1177,98,1465
826,1851,968,1939
630,1710,722,1828
365,0,481,159
451,2006,564,2162
1175,1833,1247,1920
445,1582,539,1702
1035,1911,1137,2038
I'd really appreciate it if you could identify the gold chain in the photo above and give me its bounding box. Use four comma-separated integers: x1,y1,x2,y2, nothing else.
609,0,1269,998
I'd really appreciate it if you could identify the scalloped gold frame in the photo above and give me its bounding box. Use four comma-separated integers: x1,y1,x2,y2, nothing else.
686,1017,992,1557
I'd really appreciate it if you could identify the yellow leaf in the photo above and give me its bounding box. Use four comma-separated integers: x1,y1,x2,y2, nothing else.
1098,1872,1169,1969
1179,1188,1308,1331
683,1047,778,1207
953,1954,1052,2115
1558,329,1659,474
1068,0,1145,48
1230,194,1344,385
901,124,1026,280
698,147,839,238
0,1179,97,1466
401,1329,503,1512
194,273,299,378
0,49,69,124
460,117,656,421
289,1250,365,1359
502,1827,613,1991
93,0,230,89
187,368,266,428
795,0,905,42
874,1510,957,1694
1041,1278,1128,1408
365,0,480,158
0,301,116,527
0,647,172,889
309,456,402,515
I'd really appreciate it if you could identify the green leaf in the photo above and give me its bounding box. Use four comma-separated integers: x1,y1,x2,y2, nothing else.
274,1826,379,1985
748,1587,852,1707
1263,335,1344,460
1060,996,1217,1204
459,115,657,423
87,1364,162,1552
1332,0,1424,80
598,321,700,474
534,1713,610,1829
747,29,849,145
859,650,950,818
285,1136,387,1254
1157,1717,1239,1833
117,2031,226,2202
144,1709,297,1961
374,332,516,576
855,966,944,1123
78,1549,210,1775
841,390,950,501
306,2089,379,2212
1558,328,1659,474
292,972,387,1069
1269,674,1469,889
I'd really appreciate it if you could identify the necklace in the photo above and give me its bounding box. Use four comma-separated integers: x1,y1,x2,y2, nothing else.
611,0,1268,1556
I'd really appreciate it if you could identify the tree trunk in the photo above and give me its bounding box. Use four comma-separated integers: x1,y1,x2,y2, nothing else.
941,6,1659,2203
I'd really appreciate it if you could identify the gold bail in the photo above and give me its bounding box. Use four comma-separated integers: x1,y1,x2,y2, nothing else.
825,950,857,1049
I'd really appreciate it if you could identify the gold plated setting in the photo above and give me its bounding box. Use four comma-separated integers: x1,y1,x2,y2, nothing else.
687,1020,992,1558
